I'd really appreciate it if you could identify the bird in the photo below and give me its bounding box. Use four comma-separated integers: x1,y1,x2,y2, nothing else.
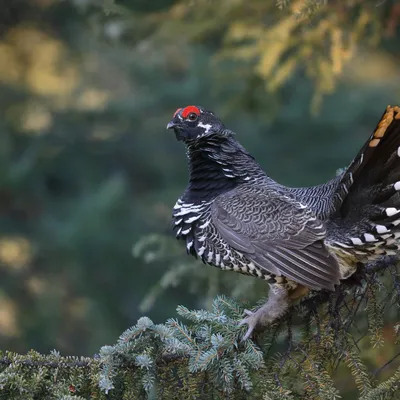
167,104,400,340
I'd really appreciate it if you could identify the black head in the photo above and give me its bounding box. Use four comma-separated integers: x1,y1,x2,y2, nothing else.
166,105,229,143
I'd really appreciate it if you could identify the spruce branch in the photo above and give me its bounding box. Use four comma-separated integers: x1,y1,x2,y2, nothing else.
0,257,398,398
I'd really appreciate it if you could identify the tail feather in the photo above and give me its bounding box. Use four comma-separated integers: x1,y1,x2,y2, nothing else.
335,106,400,214
330,105,400,255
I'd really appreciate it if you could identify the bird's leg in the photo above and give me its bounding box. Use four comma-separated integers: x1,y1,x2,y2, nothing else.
239,284,309,341
239,284,290,341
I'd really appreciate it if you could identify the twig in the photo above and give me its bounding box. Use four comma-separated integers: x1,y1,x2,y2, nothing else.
373,350,400,376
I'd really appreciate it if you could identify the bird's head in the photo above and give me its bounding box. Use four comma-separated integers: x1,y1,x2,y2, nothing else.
167,105,229,143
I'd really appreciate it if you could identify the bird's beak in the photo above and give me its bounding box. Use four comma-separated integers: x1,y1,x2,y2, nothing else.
167,118,186,141
166,121,177,130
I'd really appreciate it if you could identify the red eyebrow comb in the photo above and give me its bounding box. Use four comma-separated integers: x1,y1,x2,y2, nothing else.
181,106,200,118
173,108,182,117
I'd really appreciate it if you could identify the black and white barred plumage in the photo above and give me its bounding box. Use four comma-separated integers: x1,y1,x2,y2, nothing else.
168,105,400,339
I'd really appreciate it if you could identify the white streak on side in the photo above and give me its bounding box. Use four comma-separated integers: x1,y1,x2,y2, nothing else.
174,204,205,217
375,225,389,234
373,248,385,255
198,122,212,133
354,250,367,255
364,233,378,242
350,237,363,245
175,208,197,216
184,215,200,223
222,168,235,178
173,200,189,210
387,249,398,255
239,262,248,272
386,207,399,217
247,261,256,270
335,242,352,248
186,241,193,251
199,219,211,229
197,246,206,256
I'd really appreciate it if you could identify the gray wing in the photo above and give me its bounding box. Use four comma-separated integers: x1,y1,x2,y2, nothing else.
211,187,340,290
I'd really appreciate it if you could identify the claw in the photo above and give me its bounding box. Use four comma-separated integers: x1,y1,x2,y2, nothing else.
239,311,259,341
239,286,291,341
241,319,257,341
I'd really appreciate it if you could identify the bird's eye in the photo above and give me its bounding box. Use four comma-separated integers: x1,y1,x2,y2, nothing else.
187,112,198,121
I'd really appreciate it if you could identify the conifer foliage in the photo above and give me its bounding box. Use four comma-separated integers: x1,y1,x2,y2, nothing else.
0,260,399,399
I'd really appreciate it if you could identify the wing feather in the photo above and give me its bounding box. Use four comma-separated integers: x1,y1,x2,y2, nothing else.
263,250,332,289
211,186,340,290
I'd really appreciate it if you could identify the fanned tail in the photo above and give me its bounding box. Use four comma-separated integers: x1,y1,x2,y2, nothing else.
329,105,400,255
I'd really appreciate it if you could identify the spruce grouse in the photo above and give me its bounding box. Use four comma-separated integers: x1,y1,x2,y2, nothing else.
167,105,400,340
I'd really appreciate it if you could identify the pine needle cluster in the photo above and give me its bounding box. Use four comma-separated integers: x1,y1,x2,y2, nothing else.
0,259,398,399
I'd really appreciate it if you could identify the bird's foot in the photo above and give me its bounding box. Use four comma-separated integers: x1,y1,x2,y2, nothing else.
239,285,292,341
239,307,269,341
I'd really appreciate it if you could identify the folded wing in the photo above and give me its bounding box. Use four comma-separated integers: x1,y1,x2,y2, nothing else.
211,187,340,290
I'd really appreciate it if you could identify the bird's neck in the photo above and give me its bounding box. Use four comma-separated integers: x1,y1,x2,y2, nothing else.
182,135,267,203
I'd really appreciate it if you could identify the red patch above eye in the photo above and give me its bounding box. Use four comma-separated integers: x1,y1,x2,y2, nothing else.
181,106,200,119
173,108,182,117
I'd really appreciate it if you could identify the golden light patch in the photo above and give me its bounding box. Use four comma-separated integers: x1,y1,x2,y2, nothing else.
26,277,46,296
21,102,52,133
372,105,394,139
0,294,19,337
68,298,90,320
373,127,388,139
5,27,79,97
0,43,22,84
372,105,400,139
369,138,380,147
0,237,32,270
75,88,110,111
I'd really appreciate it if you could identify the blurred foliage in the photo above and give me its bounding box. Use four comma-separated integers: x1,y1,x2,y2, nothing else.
0,263,398,399
0,0,399,398
101,0,398,114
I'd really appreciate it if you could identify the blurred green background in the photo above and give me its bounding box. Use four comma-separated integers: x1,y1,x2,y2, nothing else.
0,1,399,394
